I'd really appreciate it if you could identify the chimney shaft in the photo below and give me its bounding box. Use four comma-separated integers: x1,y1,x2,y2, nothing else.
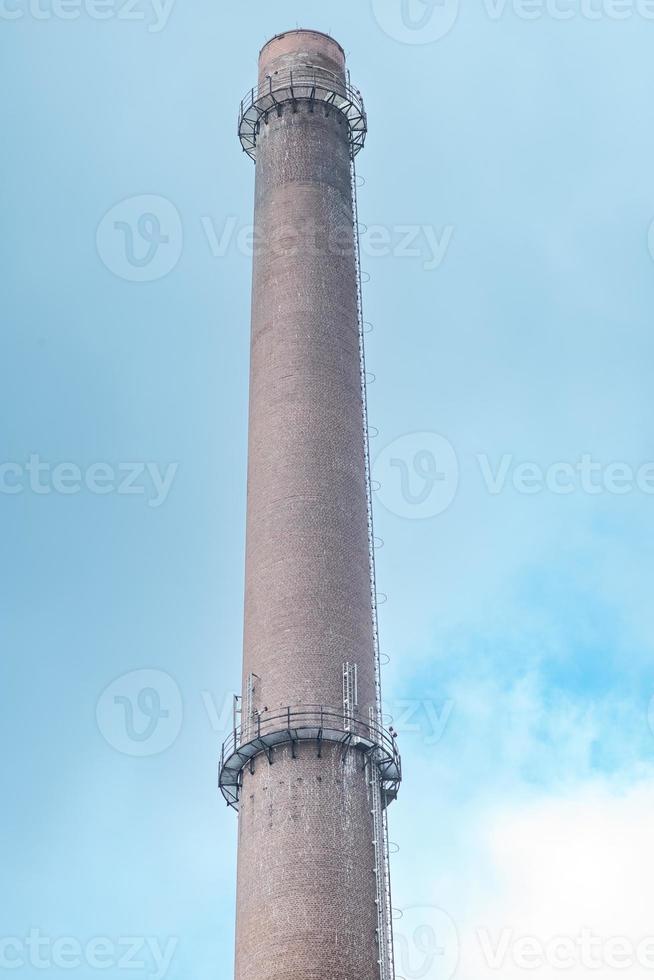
222,31,400,980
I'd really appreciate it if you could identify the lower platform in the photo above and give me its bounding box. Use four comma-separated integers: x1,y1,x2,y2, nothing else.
218,704,401,810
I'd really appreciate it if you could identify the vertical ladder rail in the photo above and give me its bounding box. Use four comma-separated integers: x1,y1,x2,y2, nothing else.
350,154,384,732
343,662,359,732
381,800,397,979
352,145,396,980
244,672,257,742
232,695,242,747
370,750,394,980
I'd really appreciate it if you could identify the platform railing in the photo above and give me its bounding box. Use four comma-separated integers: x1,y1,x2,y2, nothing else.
246,66,352,104
218,703,401,810
221,703,396,762
238,66,367,160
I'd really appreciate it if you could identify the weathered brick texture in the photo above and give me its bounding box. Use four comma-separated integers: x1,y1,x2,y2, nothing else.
235,743,380,980
235,31,381,980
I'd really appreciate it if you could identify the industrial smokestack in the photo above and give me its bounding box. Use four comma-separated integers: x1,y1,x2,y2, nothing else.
219,29,401,980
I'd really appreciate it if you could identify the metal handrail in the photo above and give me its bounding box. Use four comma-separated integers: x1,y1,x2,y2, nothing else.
240,66,362,111
220,703,399,769
238,66,367,161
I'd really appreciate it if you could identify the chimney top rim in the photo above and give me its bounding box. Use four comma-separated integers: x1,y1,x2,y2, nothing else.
259,29,346,59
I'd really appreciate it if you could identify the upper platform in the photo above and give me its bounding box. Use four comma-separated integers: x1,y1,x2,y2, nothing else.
238,30,367,162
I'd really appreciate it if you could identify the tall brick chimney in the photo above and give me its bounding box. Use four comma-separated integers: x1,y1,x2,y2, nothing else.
220,30,401,980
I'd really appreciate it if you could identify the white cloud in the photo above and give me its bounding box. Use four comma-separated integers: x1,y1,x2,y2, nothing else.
392,780,654,980
390,635,654,980
459,781,654,980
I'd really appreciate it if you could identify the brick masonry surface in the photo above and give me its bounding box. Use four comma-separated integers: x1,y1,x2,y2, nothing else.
234,29,382,980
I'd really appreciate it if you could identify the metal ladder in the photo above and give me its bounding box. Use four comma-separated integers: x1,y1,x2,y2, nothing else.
369,715,395,980
243,672,257,741
343,662,359,731
352,146,396,979
350,154,384,730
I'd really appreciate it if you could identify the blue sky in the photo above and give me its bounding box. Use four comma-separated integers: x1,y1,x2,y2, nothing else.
3,2,654,979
